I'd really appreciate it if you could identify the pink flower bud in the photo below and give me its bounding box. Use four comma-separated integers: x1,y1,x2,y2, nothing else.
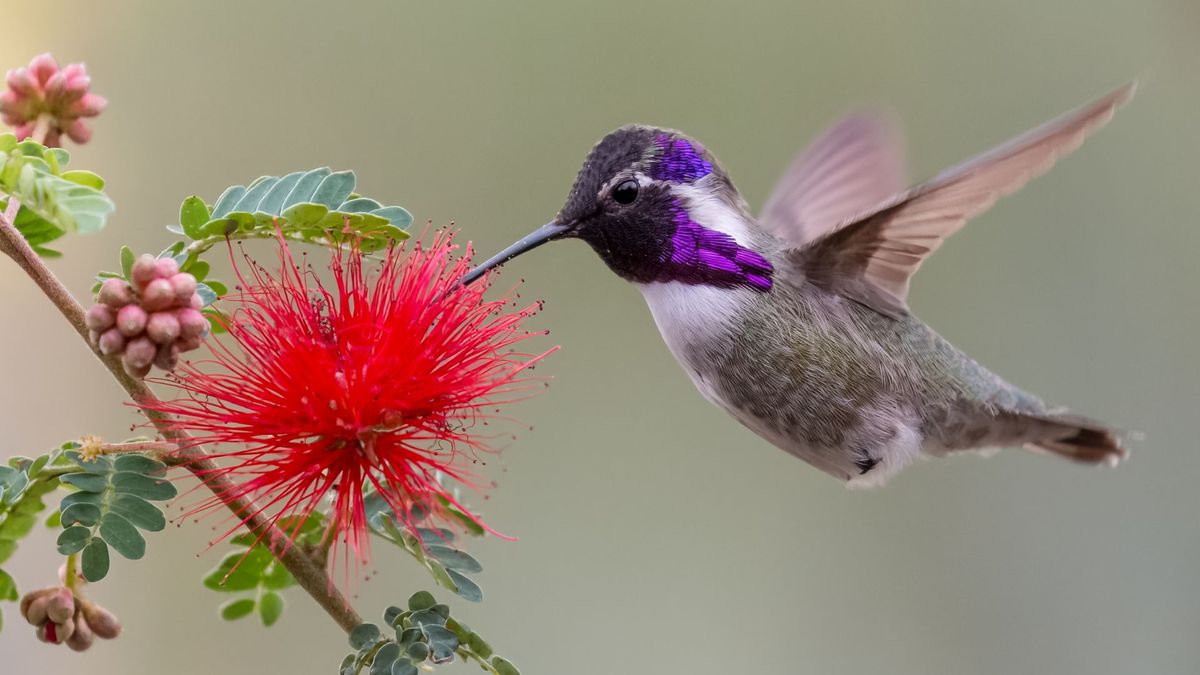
46,588,74,624
124,361,151,379
177,335,203,352
64,118,91,144
123,336,156,369
81,602,121,639
146,311,181,344
44,71,67,99
29,53,58,86
5,67,35,95
66,615,94,651
170,273,197,302
23,593,51,625
75,93,106,117
142,278,175,311
154,257,180,279
130,254,158,290
97,328,126,355
189,292,204,309
98,278,133,308
116,304,148,336
176,308,208,339
84,304,115,331
154,343,180,371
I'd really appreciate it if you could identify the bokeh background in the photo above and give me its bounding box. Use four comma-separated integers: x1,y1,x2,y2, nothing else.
3,1,1199,674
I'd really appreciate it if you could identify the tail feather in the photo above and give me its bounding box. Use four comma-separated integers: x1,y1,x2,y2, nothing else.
1021,413,1128,466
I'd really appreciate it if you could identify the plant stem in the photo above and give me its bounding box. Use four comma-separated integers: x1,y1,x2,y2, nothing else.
64,553,80,593
0,196,362,633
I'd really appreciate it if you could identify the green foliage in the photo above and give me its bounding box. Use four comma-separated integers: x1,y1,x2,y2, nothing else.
0,443,77,631
56,451,176,582
203,513,323,627
364,490,486,603
338,592,520,675
0,133,114,256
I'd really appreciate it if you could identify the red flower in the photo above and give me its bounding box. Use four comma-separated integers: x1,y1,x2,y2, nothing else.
1,53,106,146
144,229,553,562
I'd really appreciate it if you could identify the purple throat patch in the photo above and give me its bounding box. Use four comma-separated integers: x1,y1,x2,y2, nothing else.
660,201,773,291
651,135,713,183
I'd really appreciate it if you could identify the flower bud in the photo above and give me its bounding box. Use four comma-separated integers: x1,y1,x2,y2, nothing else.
124,336,156,369
177,335,204,352
154,257,180,279
176,308,208,339
46,587,75,624
38,616,75,643
170,273,197,302
98,278,133,308
146,311,181,344
142,278,175,311
21,591,52,625
116,304,148,336
81,601,121,639
97,328,126,355
66,613,95,651
153,343,180,371
84,304,115,331
130,254,158,290
189,292,204,309
124,361,152,379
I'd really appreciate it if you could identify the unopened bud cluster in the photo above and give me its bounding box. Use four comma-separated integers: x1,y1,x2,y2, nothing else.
87,255,209,377
19,586,121,651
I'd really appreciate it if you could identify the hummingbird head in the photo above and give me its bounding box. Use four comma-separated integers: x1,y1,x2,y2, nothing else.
460,125,774,291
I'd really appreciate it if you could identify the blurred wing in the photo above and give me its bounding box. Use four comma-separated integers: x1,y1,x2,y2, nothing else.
796,83,1135,319
759,113,907,247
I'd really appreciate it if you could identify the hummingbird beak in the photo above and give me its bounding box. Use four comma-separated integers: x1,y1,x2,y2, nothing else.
458,221,572,287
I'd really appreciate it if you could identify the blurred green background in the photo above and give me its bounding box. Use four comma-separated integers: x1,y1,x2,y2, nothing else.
2,1,1198,673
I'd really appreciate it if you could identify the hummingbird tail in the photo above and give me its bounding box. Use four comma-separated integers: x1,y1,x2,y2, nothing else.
1020,413,1128,467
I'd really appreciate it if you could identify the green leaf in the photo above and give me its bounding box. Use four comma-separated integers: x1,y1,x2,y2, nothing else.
219,597,256,621
180,195,211,239
120,246,135,279
110,471,176,501
80,538,110,581
113,454,167,476
446,569,482,602
490,656,520,675
61,169,104,190
427,546,482,573
258,590,284,626
423,625,459,664
195,282,218,307
370,642,400,675
0,538,16,564
0,568,16,602
391,660,418,675
203,547,273,592
340,197,383,213
108,494,165,532
283,168,331,208
211,185,247,218
59,472,108,493
234,176,278,213
258,171,303,215
407,591,436,612
349,622,381,650
98,512,146,559
187,260,210,281
311,171,356,208
60,502,102,527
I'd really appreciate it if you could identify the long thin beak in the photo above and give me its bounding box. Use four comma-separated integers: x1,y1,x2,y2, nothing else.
459,221,571,287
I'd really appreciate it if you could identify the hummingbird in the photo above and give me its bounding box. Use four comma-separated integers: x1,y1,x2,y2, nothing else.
461,84,1134,487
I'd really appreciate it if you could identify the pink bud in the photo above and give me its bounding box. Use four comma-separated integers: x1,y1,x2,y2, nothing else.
97,328,126,355
5,67,35,95
146,311,181,344
153,343,180,371
142,278,175,311
0,89,23,110
66,615,94,651
81,602,121,639
64,118,91,144
189,292,203,309
123,337,156,370
116,304,147,336
44,71,67,99
177,335,203,352
23,593,51,625
130,254,158,290
84,304,115,331
12,121,35,141
46,588,74,624
29,53,59,87
74,93,106,117
98,278,133,308
170,273,197,302
176,308,208,339
154,257,180,279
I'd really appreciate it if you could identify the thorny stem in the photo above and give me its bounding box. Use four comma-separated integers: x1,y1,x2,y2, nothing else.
0,196,363,633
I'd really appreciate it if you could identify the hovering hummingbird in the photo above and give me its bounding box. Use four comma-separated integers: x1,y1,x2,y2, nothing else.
461,84,1134,486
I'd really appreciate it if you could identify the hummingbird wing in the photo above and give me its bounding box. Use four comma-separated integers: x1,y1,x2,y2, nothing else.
759,113,907,247
793,83,1135,319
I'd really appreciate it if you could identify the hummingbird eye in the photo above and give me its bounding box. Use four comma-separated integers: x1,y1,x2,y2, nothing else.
611,179,639,205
